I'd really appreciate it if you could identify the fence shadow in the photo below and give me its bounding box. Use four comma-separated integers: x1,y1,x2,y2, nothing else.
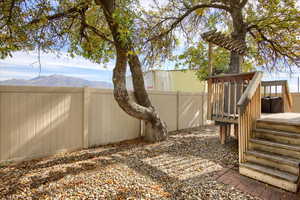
0,126,239,199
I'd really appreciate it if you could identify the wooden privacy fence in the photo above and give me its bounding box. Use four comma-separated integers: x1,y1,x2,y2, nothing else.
0,85,207,162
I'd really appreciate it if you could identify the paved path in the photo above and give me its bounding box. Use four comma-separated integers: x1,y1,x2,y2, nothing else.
216,168,300,200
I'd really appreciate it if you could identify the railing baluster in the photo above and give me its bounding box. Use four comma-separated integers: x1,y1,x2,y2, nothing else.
216,82,218,115
237,72,263,163
234,81,237,117
213,81,216,116
241,80,244,95
228,81,231,117
281,84,283,98
216,81,219,115
261,80,293,112
218,81,220,116
221,81,224,118
219,81,221,116
207,72,258,123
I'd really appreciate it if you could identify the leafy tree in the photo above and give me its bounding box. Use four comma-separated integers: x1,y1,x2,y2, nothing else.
143,0,300,78
1,0,299,142
175,44,231,79
0,0,168,142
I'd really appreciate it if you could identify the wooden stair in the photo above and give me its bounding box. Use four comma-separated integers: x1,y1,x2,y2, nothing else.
207,71,298,191
240,118,300,192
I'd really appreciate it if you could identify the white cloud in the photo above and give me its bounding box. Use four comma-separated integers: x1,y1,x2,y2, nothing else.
139,0,167,10
0,51,114,70
139,0,155,10
0,70,35,81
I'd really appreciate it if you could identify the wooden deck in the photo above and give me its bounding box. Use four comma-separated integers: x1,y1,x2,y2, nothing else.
207,71,299,192
261,113,300,125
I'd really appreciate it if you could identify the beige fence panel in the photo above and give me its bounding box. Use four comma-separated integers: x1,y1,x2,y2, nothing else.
87,89,140,147
202,93,208,125
148,91,178,131
178,92,206,129
291,93,300,112
0,86,83,162
0,86,208,162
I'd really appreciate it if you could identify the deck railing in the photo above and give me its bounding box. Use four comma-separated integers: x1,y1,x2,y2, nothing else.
207,72,256,123
207,72,293,151
237,71,263,163
261,80,293,112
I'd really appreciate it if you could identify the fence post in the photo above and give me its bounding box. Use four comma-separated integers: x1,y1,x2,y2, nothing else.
200,93,203,126
202,92,208,126
176,91,180,130
83,87,90,148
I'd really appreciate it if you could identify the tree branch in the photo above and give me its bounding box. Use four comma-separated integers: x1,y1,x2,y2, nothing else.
240,0,248,8
27,3,87,25
76,6,114,44
83,23,114,44
249,25,299,67
146,3,231,43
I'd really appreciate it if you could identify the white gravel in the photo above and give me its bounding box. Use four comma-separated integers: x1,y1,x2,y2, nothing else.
0,125,260,200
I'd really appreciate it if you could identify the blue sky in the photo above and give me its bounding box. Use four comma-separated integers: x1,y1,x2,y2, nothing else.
1,50,299,92
1,0,299,92
0,0,157,83
0,51,113,82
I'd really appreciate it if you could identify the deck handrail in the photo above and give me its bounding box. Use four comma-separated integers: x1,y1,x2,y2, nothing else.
237,71,262,163
207,72,256,123
208,72,255,82
261,80,293,112
284,81,293,110
237,72,263,113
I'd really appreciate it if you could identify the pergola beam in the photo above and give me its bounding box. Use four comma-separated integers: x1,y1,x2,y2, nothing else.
201,30,246,55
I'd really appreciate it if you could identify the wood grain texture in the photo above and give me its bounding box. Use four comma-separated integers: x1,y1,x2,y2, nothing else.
238,82,261,163
240,165,298,192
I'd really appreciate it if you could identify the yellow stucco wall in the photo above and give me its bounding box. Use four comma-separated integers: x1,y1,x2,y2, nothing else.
154,70,206,93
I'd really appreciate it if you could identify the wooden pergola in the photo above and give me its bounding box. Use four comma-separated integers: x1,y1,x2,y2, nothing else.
201,30,248,143
201,30,247,76
201,30,247,55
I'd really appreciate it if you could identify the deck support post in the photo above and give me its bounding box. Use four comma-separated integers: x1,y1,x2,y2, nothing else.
218,122,233,144
226,124,231,137
220,125,226,145
234,124,238,139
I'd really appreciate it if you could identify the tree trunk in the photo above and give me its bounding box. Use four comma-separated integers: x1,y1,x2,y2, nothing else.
229,7,247,74
96,0,168,142
226,6,247,113
127,49,168,141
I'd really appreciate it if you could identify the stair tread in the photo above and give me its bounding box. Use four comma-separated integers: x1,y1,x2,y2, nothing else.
254,128,300,138
250,138,300,152
245,150,300,167
240,162,298,183
257,118,300,127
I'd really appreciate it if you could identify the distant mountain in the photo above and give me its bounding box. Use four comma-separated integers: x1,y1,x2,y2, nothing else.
0,75,113,88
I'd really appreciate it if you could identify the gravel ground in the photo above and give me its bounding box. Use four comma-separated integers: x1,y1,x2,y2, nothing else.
0,125,260,200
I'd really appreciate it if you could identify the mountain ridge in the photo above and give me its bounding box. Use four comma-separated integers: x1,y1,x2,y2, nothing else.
0,74,113,88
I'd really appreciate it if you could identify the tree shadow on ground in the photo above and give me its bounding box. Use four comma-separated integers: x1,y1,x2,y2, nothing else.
0,126,240,199
0,139,147,198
